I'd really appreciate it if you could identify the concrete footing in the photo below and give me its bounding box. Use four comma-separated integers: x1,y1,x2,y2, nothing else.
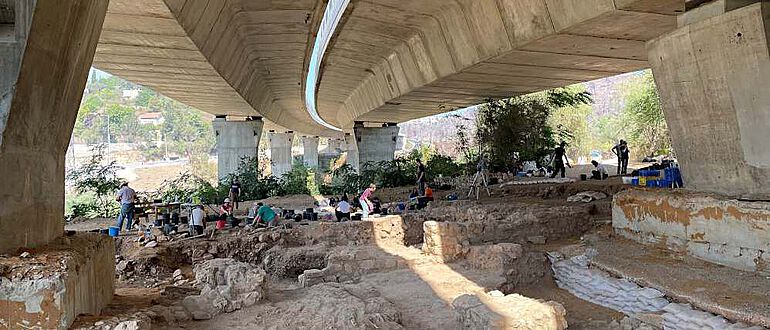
0,233,115,330
612,189,770,274
213,117,263,180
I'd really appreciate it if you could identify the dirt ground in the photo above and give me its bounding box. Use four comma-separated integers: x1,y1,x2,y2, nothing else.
73,178,683,330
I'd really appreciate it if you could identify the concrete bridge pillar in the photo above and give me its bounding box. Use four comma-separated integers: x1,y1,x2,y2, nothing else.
343,133,359,171
301,136,319,169
213,116,263,180
0,0,109,252
354,123,401,167
269,131,295,177
0,1,115,328
318,138,342,172
648,1,770,198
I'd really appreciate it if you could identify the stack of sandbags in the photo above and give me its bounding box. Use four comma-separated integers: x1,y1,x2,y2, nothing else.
662,303,765,330
550,254,669,314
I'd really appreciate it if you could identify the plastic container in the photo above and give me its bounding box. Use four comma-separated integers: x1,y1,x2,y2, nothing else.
646,180,657,187
216,220,227,229
108,226,120,237
631,178,639,186
621,177,634,185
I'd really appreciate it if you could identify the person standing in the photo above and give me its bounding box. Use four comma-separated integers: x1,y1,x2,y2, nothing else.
550,142,571,178
612,140,630,175
115,182,136,232
359,183,376,219
190,204,206,235
229,179,241,209
416,158,427,196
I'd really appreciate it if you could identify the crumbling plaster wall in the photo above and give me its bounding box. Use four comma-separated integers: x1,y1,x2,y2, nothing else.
612,189,770,273
0,234,115,330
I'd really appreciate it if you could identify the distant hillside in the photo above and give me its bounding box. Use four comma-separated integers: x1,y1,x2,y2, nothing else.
399,71,644,156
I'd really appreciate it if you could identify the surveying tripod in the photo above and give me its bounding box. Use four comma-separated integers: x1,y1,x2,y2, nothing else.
467,169,491,200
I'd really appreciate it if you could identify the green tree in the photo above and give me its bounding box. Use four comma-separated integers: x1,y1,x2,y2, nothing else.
474,88,592,170
65,145,122,218
161,104,215,158
619,71,671,158
549,103,592,161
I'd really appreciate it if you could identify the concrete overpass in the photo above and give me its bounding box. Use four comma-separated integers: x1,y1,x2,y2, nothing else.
1,0,770,326
91,0,684,176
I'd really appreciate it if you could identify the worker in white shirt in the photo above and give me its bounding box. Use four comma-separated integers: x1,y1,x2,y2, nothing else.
591,160,609,180
190,205,206,235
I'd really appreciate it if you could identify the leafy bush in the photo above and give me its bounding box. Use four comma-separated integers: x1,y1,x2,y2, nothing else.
426,154,465,178
323,164,361,196
280,162,312,195
473,88,592,170
65,145,122,218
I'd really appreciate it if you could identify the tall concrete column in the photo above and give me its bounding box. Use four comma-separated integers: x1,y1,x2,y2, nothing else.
648,1,770,198
319,138,342,172
354,123,400,167
343,133,359,171
0,0,109,252
325,138,343,154
269,131,295,177
213,117,263,180
301,136,319,168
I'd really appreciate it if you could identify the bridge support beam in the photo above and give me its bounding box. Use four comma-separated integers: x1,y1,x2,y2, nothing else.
213,117,263,180
353,123,400,168
0,0,108,251
0,1,115,329
648,2,770,198
343,133,359,171
301,136,319,169
269,132,295,177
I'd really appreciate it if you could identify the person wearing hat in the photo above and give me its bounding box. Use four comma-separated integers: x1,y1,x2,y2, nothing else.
115,182,136,232
219,198,233,218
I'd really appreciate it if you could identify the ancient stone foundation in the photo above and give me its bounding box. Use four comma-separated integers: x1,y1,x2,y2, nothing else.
0,233,115,330
452,291,568,330
612,189,770,273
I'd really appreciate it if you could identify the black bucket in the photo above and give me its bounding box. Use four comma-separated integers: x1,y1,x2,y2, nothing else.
580,174,588,181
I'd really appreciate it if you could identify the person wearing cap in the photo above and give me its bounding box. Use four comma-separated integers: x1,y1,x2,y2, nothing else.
115,182,136,232
219,198,233,219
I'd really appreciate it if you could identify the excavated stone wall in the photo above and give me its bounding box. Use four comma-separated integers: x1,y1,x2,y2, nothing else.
452,291,568,330
416,200,597,245
0,233,114,330
298,246,409,287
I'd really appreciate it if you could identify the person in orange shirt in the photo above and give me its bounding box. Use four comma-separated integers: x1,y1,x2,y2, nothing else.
425,186,434,200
